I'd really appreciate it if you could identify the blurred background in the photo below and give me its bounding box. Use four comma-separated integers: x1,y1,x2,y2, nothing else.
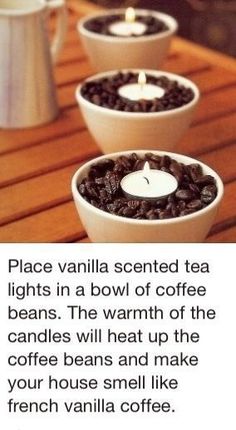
90,0,236,57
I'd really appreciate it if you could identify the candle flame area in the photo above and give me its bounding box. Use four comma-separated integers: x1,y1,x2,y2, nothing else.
138,71,147,87
125,7,136,24
143,161,150,172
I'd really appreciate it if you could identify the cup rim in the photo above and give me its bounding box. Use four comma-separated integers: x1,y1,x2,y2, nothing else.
76,69,200,119
0,0,46,16
72,150,224,226
78,8,178,43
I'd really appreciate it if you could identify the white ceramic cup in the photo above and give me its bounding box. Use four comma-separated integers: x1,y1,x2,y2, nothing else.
78,9,178,72
72,150,224,243
76,70,200,153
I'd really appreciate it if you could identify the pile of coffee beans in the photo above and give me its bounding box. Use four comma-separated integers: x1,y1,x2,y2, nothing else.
84,14,168,37
78,153,218,220
81,72,194,113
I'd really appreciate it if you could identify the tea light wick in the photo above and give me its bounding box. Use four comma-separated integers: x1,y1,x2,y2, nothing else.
119,72,165,101
109,8,147,37
121,161,178,200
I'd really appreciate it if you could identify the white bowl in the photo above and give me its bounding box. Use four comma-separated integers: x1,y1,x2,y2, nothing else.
72,150,224,243
78,9,178,72
76,70,200,153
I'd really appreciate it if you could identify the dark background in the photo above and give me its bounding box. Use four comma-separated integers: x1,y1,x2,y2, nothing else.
91,0,236,57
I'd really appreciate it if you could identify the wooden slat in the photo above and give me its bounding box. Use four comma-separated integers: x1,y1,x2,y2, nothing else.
79,237,90,243
0,201,84,243
172,37,236,74
58,84,78,109
207,226,236,242
69,0,103,15
0,108,83,155
49,7,79,31
0,131,99,188
163,54,208,75
179,112,236,156
55,59,91,86
199,145,236,184
0,163,80,226
58,42,85,65
214,181,236,224
189,67,236,93
194,87,236,125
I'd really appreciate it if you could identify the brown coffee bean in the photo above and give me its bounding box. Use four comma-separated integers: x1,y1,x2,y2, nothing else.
187,199,203,210
188,183,200,194
146,209,158,220
155,198,167,208
159,209,172,219
170,161,184,183
145,153,161,164
85,182,99,199
104,173,120,196
128,200,140,210
180,209,195,216
95,177,105,186
175,189,194,201
140,200,151,211
160,155,171,168
78,183,86,196
201,185,217,203
195,175,216,186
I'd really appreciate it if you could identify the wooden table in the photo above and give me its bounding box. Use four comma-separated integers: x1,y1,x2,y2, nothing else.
0,0,236,243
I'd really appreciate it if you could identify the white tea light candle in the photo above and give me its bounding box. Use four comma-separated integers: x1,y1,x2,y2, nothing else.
121,162,178,199
109,8,147,37
119,72,165,101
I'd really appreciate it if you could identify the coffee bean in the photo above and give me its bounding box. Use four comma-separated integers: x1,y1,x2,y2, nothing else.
159,209,172,219
201,185,217,204
140,200,152,211
104,172,120,196
78,183,86,196
175,189,194,201
147,209,158,220
128,200,140,210
170,161,184,183
195,175,216,186
78,153,217,220
180,209,195,216
160,155,171,168
122,207,136,217
187,199,203,210
188,183,200,194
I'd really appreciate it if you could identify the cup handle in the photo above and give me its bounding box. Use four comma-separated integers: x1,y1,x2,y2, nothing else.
47,0,68,64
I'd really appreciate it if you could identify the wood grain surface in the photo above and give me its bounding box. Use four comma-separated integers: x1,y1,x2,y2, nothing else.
0,2,235,243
